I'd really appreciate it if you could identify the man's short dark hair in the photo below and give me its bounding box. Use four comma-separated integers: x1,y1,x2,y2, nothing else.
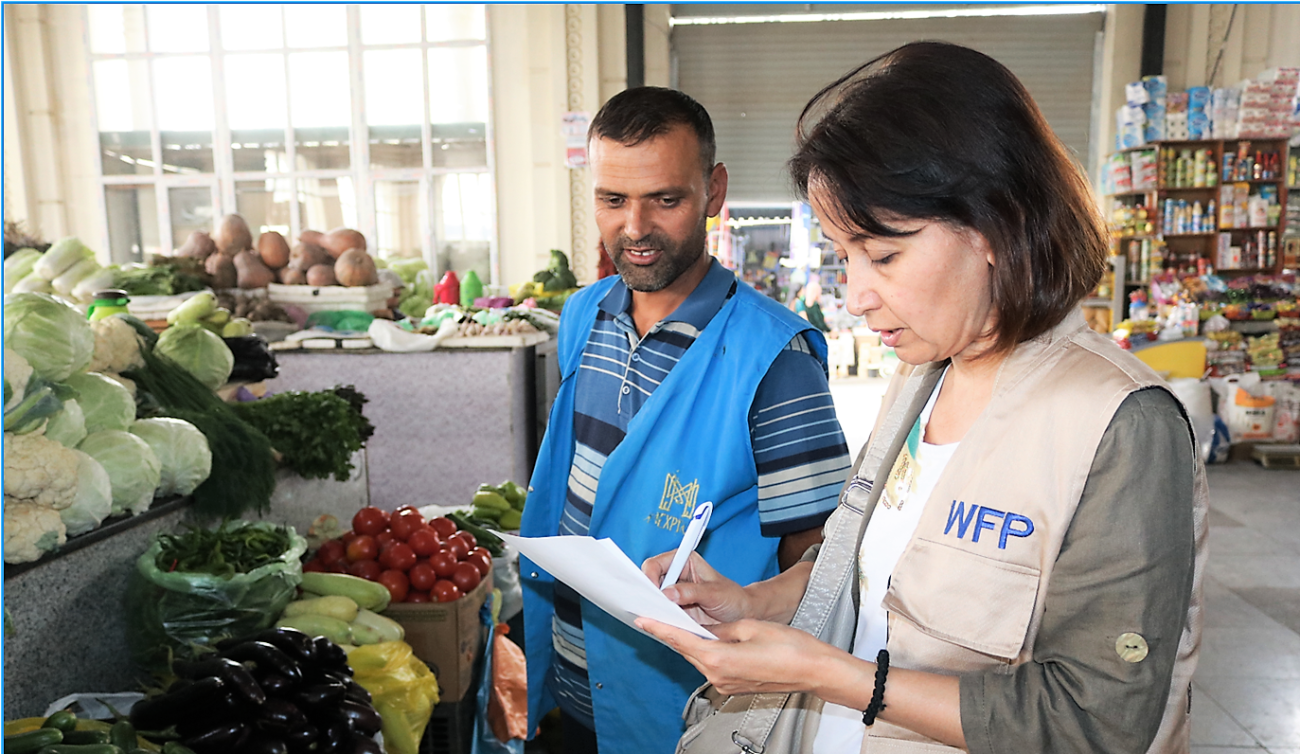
789,42,1108,357
588,86,716,175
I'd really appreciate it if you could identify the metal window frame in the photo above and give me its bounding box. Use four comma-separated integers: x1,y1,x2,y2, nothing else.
83,3,496,281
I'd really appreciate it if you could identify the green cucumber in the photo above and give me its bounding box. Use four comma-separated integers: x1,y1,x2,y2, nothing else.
3,728,63,754
108,722,136,753
41,712,77,733
162,742,198,754
59,730,111,745
30,745,123,754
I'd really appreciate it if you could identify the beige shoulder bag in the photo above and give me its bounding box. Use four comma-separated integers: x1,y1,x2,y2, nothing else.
674,366,936,754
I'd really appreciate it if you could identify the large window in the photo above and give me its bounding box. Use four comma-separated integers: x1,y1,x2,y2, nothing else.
89,4,494,281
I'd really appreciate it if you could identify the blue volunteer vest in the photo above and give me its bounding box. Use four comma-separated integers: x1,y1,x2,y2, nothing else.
520,276,827,754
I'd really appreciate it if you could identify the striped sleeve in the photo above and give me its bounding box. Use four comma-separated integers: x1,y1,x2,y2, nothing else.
749,334,852,537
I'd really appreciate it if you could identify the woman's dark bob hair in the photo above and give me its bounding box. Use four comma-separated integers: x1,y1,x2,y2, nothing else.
789,41,1108,356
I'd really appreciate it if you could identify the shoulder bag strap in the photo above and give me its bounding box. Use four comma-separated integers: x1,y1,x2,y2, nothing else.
725,364,942,754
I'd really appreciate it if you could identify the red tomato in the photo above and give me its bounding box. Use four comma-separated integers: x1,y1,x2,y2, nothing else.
339,530,358,545
348,558,383,581
445,536,471,561
408,563,438,592
393,505,419,516
432,580,462,603
375,530,396,549
406,591,431,603
378,569,410,603
346,535,378,563
428,550,458,578
451,562,482,593
325,559,349,574
317,539,346,564
465,548,492,578
302,559,326,573
407,527,442,557
380,542,418,572
352,507,389,536
451,531,478,550
429,517,458,539
390,510,425,541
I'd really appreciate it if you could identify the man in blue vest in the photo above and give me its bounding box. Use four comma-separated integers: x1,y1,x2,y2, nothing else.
520,87,851,754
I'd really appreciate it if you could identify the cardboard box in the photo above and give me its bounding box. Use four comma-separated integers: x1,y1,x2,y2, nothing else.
382,572,492,701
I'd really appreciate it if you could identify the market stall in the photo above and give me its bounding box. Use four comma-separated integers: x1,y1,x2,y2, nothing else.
3,219,548,754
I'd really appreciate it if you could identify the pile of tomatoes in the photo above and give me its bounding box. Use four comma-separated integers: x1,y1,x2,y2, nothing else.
303,506,493,604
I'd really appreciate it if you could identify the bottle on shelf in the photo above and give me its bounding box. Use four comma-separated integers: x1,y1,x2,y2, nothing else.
1191,201,1203,233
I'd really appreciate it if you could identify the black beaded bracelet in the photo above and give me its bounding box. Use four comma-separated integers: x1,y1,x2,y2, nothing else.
861,649,890,727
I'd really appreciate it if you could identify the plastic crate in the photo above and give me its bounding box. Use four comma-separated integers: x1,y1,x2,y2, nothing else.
420,636,486,754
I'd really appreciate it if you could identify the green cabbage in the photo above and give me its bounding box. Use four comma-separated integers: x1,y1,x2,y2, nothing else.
78,430,161,516
64,372,136,434
44,398,88,448
3,293,96,381
155,323,234,391
62,450,113,536
130,418,212,497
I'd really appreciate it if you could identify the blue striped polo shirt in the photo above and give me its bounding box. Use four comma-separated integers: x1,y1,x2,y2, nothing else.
550,260,851,729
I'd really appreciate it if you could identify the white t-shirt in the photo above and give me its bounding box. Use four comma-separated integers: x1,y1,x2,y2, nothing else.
814,373,958,754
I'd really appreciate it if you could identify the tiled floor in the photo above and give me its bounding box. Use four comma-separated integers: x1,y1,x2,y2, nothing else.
829,376,1300,753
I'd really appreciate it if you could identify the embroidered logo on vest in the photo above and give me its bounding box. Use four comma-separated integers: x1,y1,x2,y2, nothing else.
943,500,1035,549
649,472,699,533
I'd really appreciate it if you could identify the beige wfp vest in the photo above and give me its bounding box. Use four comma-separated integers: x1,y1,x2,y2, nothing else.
813,311,1208,754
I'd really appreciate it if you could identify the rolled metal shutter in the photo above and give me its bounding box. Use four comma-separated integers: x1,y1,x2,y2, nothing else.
674,10,1103,204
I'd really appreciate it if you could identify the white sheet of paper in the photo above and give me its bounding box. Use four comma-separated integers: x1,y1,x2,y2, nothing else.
498,532,716,641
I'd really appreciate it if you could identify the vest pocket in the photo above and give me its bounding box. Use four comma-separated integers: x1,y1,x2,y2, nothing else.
881,538,1040,660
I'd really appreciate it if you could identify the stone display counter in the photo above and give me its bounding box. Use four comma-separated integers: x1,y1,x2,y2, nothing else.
270,338,558,509
2,455,368,718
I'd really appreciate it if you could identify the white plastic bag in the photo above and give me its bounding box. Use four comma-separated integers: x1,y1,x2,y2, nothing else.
366,318,457,352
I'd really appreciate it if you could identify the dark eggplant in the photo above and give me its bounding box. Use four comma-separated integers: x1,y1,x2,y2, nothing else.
292,682,346,711
348,733,383,754
309,636,350,674
307,669,371,705
256,698,309,735
336,700,382,737
183,720,249,754
220,641,302,683
315,722,349,754
129,676,226,731
218,628,316,664
255,673,293,697
282,725,318,754
174,657,267,705
240,736,288,754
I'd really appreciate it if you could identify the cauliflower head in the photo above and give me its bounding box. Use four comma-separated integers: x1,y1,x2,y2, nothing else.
5,349,33,411
88,316,146,374
4,431,79,510
4,498,67,564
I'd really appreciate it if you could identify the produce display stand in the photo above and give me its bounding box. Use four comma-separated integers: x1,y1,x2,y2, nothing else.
270,336,559,507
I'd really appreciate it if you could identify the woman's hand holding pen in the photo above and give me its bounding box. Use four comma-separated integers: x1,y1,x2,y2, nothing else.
642,550,754,625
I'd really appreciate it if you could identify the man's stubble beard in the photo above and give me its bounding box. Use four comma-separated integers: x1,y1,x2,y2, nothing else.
609,214,710,293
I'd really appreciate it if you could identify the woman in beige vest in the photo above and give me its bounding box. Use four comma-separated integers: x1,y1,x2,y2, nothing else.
639,42,1206,754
